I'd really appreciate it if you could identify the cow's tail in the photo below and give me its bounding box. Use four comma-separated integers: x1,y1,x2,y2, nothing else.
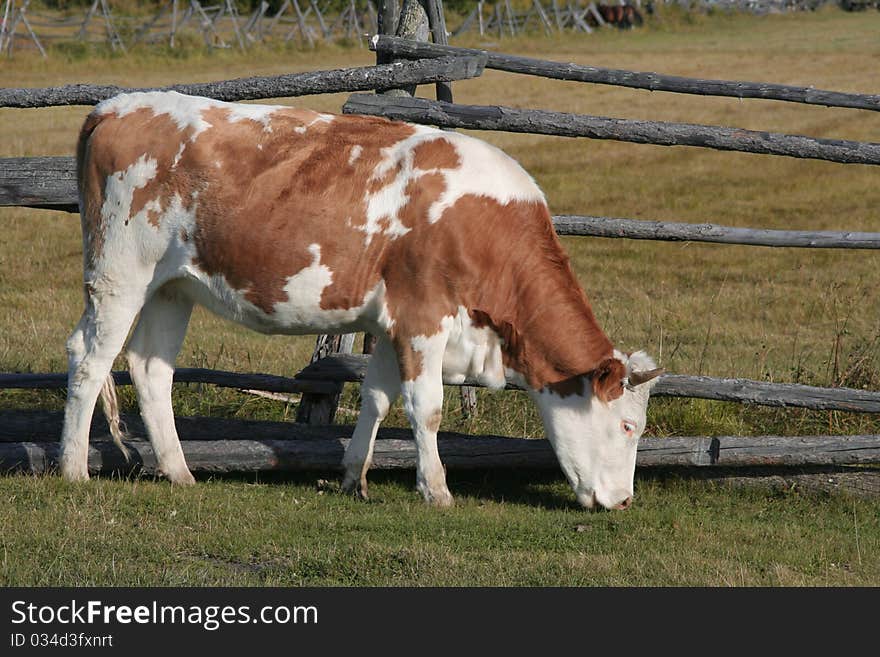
75,110,103,190
100,375,131,462
77,109,130,460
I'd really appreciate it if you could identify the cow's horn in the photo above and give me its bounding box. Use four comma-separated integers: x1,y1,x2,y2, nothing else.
628,368,665,387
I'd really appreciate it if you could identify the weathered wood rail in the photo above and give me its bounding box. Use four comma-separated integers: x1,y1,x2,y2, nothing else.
1,411,877,474
552,216,880,249
0,368,338,395
0,55,487,108
342,93,880,166
294,353,880,414
371,35,880,113
6,355,880,414
5,158,880,249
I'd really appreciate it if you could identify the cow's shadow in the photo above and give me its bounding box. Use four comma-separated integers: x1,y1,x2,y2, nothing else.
200,468,583,511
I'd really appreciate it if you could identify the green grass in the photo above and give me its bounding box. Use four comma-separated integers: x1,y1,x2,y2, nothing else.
1,7,879,586
1,471,877,586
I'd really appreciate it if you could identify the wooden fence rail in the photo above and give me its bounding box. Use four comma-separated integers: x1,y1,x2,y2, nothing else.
6,356,880,414
6,158,880,249
371,35,880,112
551,216,880,249
1,411,878,474
342,93,880,166
0,54,487,108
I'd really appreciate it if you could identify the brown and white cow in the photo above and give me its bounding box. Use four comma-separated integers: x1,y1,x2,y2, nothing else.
60,91,662,510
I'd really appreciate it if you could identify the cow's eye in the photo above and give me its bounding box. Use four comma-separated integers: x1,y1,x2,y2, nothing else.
621,420,636,436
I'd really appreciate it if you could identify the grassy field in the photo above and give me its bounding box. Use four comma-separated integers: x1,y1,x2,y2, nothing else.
1,7,879,585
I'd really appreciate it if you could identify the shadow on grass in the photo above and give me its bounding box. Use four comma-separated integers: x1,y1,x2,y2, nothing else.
193,468,585,511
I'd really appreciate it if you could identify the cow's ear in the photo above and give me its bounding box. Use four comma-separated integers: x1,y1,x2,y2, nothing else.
590,358,627,403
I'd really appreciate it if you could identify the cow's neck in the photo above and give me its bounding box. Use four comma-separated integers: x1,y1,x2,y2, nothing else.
468,205,615,392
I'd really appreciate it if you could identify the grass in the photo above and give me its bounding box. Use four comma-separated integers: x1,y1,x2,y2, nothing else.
1,471,877,586
0,7,879,585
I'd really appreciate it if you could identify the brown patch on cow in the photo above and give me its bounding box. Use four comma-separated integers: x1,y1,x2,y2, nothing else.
76,105,201,258
426,409,443,433
412,138,460,171
587,358,627,403
187,110,420,315
548,375,586,398
393,341,424,382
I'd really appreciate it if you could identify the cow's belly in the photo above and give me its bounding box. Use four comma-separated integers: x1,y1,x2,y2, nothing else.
177,267,387,337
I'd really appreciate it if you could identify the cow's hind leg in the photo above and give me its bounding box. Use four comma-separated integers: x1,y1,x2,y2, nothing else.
341,337,401,499
127,283,195,485
60,286,144,481
398,331,453,508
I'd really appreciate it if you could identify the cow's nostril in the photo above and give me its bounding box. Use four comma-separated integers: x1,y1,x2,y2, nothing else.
615,496,633,510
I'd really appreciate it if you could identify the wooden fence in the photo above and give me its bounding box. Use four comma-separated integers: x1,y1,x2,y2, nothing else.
1,0,879,478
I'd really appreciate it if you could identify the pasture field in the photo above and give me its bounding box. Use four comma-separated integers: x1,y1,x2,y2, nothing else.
1,7,879,585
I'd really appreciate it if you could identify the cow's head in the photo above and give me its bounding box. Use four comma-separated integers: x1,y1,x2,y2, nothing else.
531,351,663,510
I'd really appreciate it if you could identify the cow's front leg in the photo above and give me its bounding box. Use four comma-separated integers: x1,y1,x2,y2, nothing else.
342,337,400,499
398,331,453,508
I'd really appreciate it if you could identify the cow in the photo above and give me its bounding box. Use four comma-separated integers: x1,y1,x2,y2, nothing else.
60,91,663,510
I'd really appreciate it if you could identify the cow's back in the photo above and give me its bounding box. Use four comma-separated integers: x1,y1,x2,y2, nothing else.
78,91,550,341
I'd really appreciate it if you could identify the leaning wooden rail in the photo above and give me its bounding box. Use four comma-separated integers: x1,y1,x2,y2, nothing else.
6,355,880,414
5,157,880,249
551,216,880,249
0,369,339,395
342,94,880,166
371,35,880,113
1,411,878,472
295,353,880,414
0,55,487,108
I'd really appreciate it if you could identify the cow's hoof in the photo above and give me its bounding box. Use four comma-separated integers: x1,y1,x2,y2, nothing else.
60,466,89,483
165,469,196,486
341,474,369,500
423,488,454,508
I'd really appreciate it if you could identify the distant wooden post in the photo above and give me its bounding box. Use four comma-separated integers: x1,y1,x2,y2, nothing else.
77,0,99,41
0,0,12,52
170,0,178,47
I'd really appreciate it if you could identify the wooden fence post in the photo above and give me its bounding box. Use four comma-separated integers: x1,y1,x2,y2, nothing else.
295,333,357,424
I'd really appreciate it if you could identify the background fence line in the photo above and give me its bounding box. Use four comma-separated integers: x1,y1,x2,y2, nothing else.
371,35,880,112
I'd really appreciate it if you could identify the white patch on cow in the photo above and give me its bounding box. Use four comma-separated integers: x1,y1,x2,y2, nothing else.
358,146,415,245
97,91,282,142
293,112,334,135
257,144,263,151
214,160,222,169
181,244,392,337
421,133,545,223
171,142,186,168
348,145,363,165
401,316,455,506
101,154,158,230
442,306,505,389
